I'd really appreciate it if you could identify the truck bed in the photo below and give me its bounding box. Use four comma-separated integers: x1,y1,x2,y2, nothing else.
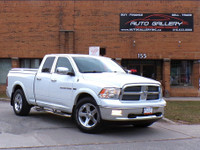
9,68,38,74
7,68,38,105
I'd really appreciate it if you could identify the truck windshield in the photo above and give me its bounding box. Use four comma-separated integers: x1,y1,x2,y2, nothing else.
72,56,125,74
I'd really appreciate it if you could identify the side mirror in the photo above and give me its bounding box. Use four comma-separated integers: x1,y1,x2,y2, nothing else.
56,67,75,76
56,67,69,75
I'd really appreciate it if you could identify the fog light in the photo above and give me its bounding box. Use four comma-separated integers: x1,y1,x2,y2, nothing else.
111,110,122,116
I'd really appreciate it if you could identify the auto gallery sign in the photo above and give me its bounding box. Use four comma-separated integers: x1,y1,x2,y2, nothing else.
120,13,193,32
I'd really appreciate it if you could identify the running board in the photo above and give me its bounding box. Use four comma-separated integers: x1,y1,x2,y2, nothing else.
34,106,71,118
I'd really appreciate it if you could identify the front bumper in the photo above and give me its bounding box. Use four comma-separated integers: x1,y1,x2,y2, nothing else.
99,98,166,121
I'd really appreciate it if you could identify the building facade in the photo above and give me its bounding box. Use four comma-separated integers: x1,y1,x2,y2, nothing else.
0,0,200,97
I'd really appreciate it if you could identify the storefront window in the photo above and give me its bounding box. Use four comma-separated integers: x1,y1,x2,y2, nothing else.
20,59,42,68
170,60,193,86
0,59,12,84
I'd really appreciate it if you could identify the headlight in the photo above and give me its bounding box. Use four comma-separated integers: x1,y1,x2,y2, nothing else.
99,88,121,99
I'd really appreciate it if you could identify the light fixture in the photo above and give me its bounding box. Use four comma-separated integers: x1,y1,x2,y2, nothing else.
133,40,136,47
178,41,181,47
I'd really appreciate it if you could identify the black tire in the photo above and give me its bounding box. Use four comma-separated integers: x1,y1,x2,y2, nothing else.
12,89,31,116
74,97,103,133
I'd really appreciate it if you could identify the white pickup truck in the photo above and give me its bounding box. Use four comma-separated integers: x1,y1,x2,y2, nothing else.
7,54,166,133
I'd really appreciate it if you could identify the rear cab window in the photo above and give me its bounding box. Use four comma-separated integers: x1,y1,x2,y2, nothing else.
41,57,55,73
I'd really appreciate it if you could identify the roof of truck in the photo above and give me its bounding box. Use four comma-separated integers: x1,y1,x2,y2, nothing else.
45,54,109,59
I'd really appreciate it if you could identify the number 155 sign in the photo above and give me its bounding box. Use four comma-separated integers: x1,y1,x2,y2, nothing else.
138,53,147,59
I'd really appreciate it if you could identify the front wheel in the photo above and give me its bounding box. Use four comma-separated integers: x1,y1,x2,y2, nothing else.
74,97,103,133
12,89,31,116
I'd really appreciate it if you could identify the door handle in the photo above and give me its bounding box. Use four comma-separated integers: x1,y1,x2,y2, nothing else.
51,79,57,82
37,77,41,81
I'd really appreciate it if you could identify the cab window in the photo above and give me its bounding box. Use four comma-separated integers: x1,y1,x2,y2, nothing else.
55,57,74,73
41,57,55,73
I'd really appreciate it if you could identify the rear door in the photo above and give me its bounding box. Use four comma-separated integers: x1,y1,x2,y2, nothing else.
35,56,55,104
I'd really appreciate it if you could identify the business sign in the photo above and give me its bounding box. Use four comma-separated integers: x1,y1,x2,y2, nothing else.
120,13,193,32
89,46,100,56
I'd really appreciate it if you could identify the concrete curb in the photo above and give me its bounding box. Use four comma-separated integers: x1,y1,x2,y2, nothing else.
0,98,10,101
164,97,200,101
161,117,177,125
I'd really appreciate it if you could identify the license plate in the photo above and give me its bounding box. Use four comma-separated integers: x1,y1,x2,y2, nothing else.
143,107,153,115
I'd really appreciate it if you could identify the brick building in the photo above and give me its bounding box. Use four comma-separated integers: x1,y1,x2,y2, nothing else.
0,0,200,97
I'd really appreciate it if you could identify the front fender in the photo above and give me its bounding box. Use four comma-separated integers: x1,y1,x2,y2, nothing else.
73,88,101,106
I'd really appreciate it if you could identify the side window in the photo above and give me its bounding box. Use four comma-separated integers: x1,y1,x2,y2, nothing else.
55,57,73,73
41,57,55,73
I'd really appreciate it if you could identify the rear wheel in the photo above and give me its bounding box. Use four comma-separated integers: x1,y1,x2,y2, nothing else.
74,97,103,133
12,89,31,116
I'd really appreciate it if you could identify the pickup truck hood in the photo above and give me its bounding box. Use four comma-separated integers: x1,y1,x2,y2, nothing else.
82,73,160,87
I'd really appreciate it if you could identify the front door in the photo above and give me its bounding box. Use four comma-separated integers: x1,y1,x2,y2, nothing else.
48,57,76,111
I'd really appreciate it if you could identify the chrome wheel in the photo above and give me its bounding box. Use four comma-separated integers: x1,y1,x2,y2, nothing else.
78,103,98,128
14,93,23,113
12,89,31,116
74,97,102,133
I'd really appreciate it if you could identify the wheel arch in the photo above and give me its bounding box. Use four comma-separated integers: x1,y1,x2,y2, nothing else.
73,88,100,105
74,93,95,108
11,84,24,106
72,89,100,116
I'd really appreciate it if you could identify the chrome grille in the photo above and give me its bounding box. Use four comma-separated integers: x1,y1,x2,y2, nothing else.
121,84,160,101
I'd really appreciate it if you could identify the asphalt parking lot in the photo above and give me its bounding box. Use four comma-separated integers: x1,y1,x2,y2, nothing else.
0,100,200,150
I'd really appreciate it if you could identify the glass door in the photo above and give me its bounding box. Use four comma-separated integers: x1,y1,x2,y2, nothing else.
143,65,156,79
121,59,160,80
